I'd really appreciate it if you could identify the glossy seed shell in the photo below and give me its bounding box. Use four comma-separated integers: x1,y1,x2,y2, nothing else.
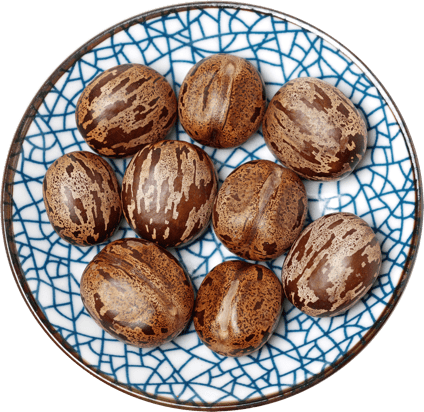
121,139,218,248
42,151,122,246
263,77,367,181
179,54,266,148
193,260,283,357
80,238,195,348
75,63,177,158
212,160,308,261
282,212,382,317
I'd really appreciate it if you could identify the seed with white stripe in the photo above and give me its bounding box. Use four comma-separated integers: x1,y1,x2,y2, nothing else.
193,260,283,357
282,212,382,317
121,139,218,248
75,63,177,158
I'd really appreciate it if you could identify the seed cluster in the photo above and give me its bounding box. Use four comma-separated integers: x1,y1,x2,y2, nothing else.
42,55,381,354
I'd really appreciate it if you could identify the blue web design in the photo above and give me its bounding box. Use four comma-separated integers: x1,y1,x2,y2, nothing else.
11,7,416,405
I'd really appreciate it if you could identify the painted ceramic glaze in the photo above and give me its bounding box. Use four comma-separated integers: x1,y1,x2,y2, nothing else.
2,3,421,410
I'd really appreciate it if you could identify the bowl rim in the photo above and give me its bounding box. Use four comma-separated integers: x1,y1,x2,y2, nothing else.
2,1,423,410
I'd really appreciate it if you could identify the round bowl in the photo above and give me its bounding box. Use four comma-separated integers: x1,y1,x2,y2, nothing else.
2,2,422,410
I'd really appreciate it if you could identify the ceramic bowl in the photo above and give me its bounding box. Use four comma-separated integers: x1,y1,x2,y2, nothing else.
2,2,422,410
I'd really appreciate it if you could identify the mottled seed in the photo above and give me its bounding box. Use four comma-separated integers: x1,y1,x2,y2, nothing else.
282,212,382,317
80,238,195,348
75,63,177,158
121,139,218,248
178,54,266,148
263,77,367,181
212,160,308,261
42,151,122,246
193,260,283,357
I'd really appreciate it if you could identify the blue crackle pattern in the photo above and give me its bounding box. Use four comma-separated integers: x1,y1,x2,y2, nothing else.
11,7,416,406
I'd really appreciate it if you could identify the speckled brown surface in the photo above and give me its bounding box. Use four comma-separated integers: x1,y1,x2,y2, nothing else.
3,3,422,410
263,77,367,181
80,238,194,348
212,160,307,261
193,260,283,357
42,151,122,246
282,212,382,317
178,54,266,148
75,63,177,158
121,139,218,248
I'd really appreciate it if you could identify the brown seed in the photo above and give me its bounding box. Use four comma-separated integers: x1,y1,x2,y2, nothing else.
193,260,283,357
263,77,367,181
178,54,266,148
282,212,382,317
212,160,308,261
42,151,122,246
121,139,218,248
80,238,195,348
75,63,177,158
